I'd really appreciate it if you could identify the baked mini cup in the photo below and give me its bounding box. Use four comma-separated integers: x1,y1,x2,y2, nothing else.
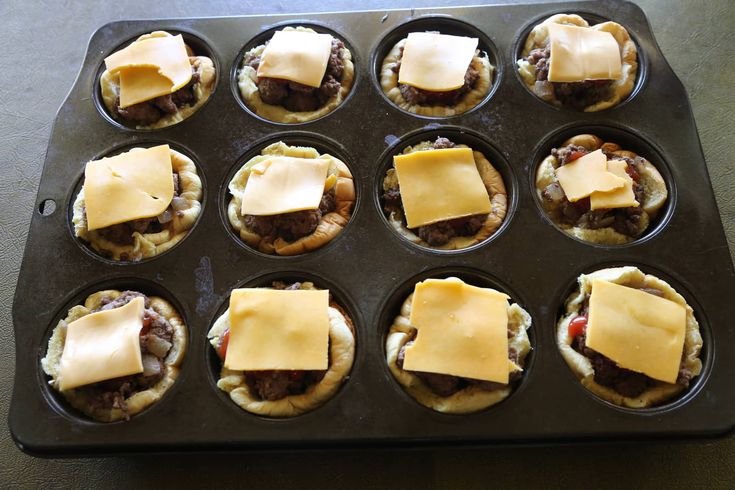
517,14,637,111
535,134,667,245
207,281,356,417
380,33,493,116
73,147,203,261
41,290,187,422
386,277,532,413
557,266,703,408
100,31,216,129
381,137,507,250
237,26,355,123
228,141,355,255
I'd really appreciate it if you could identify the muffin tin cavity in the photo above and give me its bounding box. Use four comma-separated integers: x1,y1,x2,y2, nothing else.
374,126,517,254
372,15,502,119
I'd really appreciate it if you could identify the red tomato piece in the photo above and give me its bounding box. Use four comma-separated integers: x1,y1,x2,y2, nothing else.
568,315,588,338
218,329,230,360
567,150,587,162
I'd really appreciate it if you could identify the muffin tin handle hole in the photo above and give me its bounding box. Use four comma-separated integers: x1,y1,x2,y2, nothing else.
39,199,56,216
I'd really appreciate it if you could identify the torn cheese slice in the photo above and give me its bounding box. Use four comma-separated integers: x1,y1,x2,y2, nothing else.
256,30,333,88
555,149,626,202
225,288,329,371
547,23,622,83
59,297,145,390
393,148,491,228
240,156,330,216
590,159,639,210
84,145,174,231
105,34,192,107
398,32,478,91
586,279,686,384
403,278,511,383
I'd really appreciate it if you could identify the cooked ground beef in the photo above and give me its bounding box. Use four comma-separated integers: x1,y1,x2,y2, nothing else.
246,38,344,112
73,291,174,419
113,68,200,126
526,46,613,110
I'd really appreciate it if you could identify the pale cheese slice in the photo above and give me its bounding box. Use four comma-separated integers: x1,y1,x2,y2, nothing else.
225,288,330,371
240,156,330,216
84,145,174,231
547,23,622,83
59,297,145,390
394,148,491,228
398,32,478,91
590,159,639,210
555,149,625,202
256,30,333,88
105,34,192,107
403,278,511,383
587,279,686,384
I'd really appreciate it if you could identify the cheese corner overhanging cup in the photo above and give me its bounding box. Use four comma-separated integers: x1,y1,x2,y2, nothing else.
100,31,216,129
557,266,703,408
41,290,187,422
516,14,637,111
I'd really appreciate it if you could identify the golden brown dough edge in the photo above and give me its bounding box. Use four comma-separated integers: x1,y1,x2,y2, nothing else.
40,290,187,422
383,140,507,250
556,266,703,408
380,38,494,117
227,141,355,255
237,26,355,124
385,284,532,413
100,31,217,129
72,147,203,261
516,14,638,112
534,133,668,245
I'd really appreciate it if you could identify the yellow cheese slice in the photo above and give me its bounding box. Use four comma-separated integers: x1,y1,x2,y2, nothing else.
398,32,478,91
256,30,333,88
403,278,511,383
105,34,192,107
225,288,330,371
590,159,639,210
59,297,145,390
240,156,330,216
84,145,174,231
587,279,686,384
547,23,623,83
555,149,626,202
393,148,491,228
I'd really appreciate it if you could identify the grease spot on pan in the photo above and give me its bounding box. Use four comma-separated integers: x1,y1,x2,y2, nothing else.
195,256,220,316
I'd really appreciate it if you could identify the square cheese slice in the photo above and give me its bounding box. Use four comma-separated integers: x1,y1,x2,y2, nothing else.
403,278,511,384
59,297,145,390
225,288,330,371
587,279,686,384
105,34,192,107
393,148,491,228
256,30,333,88
590,159,639,210
398,32,478,92
547,23,623,83
240,156,330,216
555,149,626,202
84,144,174,231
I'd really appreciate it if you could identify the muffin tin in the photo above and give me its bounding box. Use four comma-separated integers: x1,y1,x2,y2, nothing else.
10,1,735,455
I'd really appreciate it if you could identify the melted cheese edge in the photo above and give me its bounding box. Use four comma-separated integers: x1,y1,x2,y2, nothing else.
590,159,639,210
547,23,623,83
256,30,333,88
398,32,479,91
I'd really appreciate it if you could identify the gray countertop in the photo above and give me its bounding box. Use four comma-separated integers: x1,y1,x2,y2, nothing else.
1,0,734,487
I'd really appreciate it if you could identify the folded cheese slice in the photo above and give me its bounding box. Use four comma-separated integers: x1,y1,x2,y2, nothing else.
398,32,478,92
393,147,491,229
59,297,145,390
84,145,174,231
256,30,333,88
240,156,330,216
555,149,626,202
590,159,639,210
586,279,686,384
547,23,623,83
225,288,330,371
105,34,192,107
403,278,512,384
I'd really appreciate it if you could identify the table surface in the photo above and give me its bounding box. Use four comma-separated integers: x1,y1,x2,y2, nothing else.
1,0,733,487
